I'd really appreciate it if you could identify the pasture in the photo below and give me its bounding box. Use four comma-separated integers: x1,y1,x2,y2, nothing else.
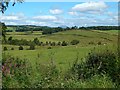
2,30,118,70
2,29,119,88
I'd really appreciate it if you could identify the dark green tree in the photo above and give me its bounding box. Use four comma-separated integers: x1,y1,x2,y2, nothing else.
61,41,68,46
19,45,23,50
33,38,39,45
1,22,7,43
70,40,79,45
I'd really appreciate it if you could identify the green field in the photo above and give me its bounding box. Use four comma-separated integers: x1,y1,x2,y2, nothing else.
2,29,119,88
3,30,118,70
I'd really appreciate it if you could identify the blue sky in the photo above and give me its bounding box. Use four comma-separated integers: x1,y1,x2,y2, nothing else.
0,1,118,27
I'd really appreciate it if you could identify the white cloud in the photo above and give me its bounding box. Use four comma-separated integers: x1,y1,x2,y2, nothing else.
68,11,78,16
33,15,57,21
72,1,108,13
49,9,63,14
0,15,20,21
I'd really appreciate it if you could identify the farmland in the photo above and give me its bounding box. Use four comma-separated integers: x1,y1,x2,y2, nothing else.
2,27,119,88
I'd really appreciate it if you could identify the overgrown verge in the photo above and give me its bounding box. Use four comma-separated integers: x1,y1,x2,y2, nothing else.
69,49,120,87
2,54,33,88
2,48,119,88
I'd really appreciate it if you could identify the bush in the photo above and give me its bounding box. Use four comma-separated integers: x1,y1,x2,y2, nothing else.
98,41,102,45
3,47,7,51
19,46,23,50
70,40,79,45
51,42,56,46
29,44,35,50
2,54,33,88
33,38,39,45
61,41,68,46
11,47,14,50
57,42,61,46
8,36,13,44
47,47,52,49
70,49,119,85
88,41,95,45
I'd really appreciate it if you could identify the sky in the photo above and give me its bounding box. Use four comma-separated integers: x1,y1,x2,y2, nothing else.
0,1,118,27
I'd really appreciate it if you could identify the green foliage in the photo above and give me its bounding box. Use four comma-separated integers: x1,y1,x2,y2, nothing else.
98,41,102,45
8,36,13,41
57,41,61,46
8,36,13,44
47,47,52,49
3,47,7,51
61,41,68,46
70,49,119,86
19,45,23,50
33,38,39,45
70,40,79,45
2,54,32,88
11,47,14,50
50,42,56,46
29,43,35,50
88,41,95,45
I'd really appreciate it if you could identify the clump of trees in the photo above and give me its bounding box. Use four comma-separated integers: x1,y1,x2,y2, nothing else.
70,40,79,45
61,41,68,46
29,43,35,50
19,45,23,50
5,37,79,47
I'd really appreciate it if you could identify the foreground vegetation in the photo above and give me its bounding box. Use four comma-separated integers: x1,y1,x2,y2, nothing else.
2,48,119,88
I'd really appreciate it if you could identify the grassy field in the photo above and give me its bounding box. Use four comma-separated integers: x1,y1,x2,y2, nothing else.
3,30,118,70
2,29,118,88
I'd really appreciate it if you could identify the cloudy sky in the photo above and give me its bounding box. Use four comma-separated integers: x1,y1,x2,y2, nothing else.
0,1,118,27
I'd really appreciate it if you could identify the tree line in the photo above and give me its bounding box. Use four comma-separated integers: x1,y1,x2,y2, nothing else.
6,25,119,35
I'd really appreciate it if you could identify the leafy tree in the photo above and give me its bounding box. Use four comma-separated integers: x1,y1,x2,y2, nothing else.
47,47,52,49
51,42,56,46
3,47,7,51
19,45,23,50
46,41,49,45
0,0,24,14
8,36,13,44
61,41,68,46
98,41,102,45
1,22,7,43
57,41,61,46
29,43,35,50
33,38,39,45
11,47,14,50
70,40,79,45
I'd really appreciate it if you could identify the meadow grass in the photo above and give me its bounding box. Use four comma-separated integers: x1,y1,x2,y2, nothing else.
2,29,119,88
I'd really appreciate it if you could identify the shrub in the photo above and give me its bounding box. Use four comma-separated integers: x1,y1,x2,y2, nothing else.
2,55,33,88
3,47,7,51
88,41,95,45
57,42,61,46
51,42,56,46
33,38,39,45
69,49,119,85
70,40,79,45
46,41,49,45
8,36,13,44
29,44,35,50
19,46,23,50
47,47,52,49
11,47,14,50
61,41,68,46
98,41,102,45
